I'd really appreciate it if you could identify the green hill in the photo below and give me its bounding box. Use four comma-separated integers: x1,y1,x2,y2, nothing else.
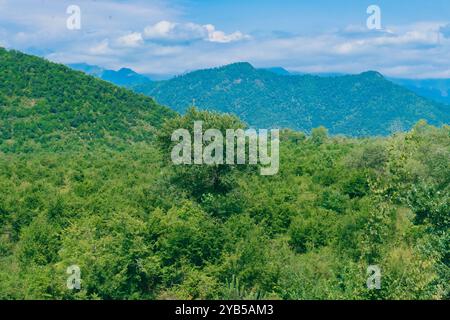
0,48,175,153
134,62,450,136
0,49,448,301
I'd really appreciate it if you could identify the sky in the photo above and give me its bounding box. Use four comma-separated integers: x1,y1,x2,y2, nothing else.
1,0,450,78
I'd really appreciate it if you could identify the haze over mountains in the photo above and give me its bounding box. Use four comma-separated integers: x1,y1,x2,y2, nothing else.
69,63,154,87
388,78,450,105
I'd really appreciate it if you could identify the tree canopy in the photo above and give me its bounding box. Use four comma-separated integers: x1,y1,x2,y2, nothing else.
0,49,448,300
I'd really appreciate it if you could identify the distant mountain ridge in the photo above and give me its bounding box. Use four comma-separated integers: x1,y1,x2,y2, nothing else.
131,62,449,136
69,63,153,87
262,67,347,78
388,78,450,105
69,62,450,106
264,68,450,105
69,62,450,136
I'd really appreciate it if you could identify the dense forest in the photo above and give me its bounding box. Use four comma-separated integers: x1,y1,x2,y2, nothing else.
0,48,448,300
133,62,450,136
0,48,174,153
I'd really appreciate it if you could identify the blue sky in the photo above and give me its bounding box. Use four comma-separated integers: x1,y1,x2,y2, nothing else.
1,0,450,78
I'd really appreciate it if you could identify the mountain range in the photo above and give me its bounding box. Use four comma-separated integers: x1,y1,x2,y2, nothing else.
388,78,450,105
66,61,449,136
130,62,449,136
68,63,154,87
263,67,450,104
4,51,446,138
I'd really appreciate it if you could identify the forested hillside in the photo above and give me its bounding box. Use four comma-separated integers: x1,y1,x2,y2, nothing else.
0,48,174,153
133,62,450,136
0,49,448,300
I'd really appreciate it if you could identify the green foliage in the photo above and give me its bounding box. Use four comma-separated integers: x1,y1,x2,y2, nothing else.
289,209,337,254
341,171,370,198
17,214,60,266
1,120,447,300
0,50,448,300
310,126,328,145
221,275,266,300
148,203,223,267
156,107,253,203
0,48,175,153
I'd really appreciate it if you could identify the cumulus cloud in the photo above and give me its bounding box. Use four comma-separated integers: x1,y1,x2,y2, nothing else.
2,1,450,78
52,20,450,78
141,20,250,44
143,20,206,43
116,32,143,47
331,25,441,55
204,24,250,43
89,39,113,55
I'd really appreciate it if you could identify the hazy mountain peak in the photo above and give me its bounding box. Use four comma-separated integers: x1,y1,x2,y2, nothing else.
261,67,291,75
218,62,255,72
68,63,104,77
359,70,384,79
117,67,136,73
115,68,143,77
69,63,152,87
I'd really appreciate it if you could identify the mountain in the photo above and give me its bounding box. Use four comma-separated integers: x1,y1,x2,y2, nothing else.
1,49,449,302
68,63,105,77
0,48,174,152
133,62,450,136
101,68,153,87
389,78,450,105
264,69,450,104
262,68,348,78
260,67,292,76
68,63,153,87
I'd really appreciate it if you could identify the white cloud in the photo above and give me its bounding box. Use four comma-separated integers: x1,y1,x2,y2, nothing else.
116,32,143,47
144,20,177,39
51,20,450,79
141,20,250,44
143,20,206,42
131,21,450,78
89,39,113,55
2,1,450,79
204,24,250,43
